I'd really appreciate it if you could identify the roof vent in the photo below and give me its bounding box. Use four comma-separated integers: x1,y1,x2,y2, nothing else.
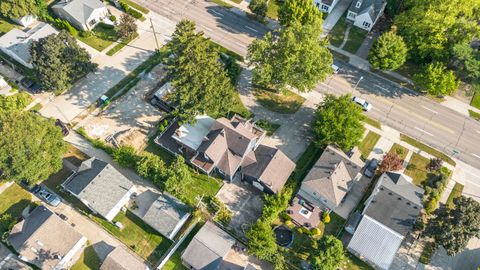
371,200,376,203
388,192,393,195
398,197,402,200
413,206,418,209
380,187,384,190
406,202,411,205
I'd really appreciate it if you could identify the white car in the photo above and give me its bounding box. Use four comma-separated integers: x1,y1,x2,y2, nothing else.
352,96,372,111
331,64,340,74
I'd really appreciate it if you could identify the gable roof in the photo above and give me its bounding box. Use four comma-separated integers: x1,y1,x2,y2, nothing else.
181,222,235,270
8,205,85,269
348,0,386,21
100,247,148,270
132,190,190,239
52,0,105,25
241,144,295,193
300,145,363,207
0,242,31,270
363,173,424,236
64,157,135,219
173,115,216,150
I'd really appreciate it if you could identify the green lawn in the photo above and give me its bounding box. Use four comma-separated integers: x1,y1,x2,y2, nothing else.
0,18,17,36
362,116,382,130
469,109,480,121
329,16,348,47
404,153,430,186
396,61,422,83
106,32,139,56
122,0,150,14
229,92,253,119
253,88,305,114
266,0,281,19
70,245,102,270
344,252,374,270
289,143,324,191
162,223,203,270
389,143,409,160
400,134,456,166
446,182,464,208
255,119,280,136
323,212,346,236
0,184,33,218
185,173,223,205
343,26,368,54
358,131,381,160
93,210,172,264
75,24,118,52
471,86,480,109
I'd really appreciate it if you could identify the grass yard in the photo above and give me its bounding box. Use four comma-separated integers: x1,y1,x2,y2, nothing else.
469,109,480,121
363,116,381,130
162,223,203,270
106,32,139,56
0,184,33,218
255,119,280,136
404,153,430,186
471,88,480,109
70,245,102,270
343,26,368,54
344,252,374,270
316,212,346,237
253,88,305,114
396,61,422,83
0,18,17,36
358,131,381,160
446,182,464,208
75,24,118,52
64,144,90,167
289,143,324,191
389,143,409,160
400,134,456,166
266,0,281,19
229,92,253,119
328,16,348,47
122,0,149,14
185,173,223,205
93,210,172,264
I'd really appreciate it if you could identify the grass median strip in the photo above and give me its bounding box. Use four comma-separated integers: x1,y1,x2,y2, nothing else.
400,134,456,166
446,182,464,208
363,116,382,130
106,32,139,56
389,143,409,160
404,153,430,186
358,131,381,160
469,109,480,121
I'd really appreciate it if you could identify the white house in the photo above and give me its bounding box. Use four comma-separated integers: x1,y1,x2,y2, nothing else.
346,0,387,31
314,0,341,14
12,15,37,27
52,0,109,31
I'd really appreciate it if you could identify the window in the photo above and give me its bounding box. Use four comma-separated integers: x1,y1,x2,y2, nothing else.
355,1,361,8
362,21,371,28
347,11,356,19
321,4,329,11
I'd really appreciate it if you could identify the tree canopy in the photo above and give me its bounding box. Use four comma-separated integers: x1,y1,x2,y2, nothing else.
278,0,323,27
248,21,332,92
30,31,97,94
379,152,403,173
246,220,279,261
452,42,480,82
368,31,407,71
429,196,480,256
248,0,268,18
0,111,66,185
116,14,138,40
313,94,365,151
167,20,236,123
0,0,39,19
164,155,192,197
413,62,459,96
310,236,346,270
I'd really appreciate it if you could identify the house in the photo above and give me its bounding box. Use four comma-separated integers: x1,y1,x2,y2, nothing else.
131,190,190,240
63,157,136,222
314,0,341,13
346,0,387,31
12,15,37,27
181,221,235,270
52,0,109,31
0,242,31,270
0,75,12,94
347,172,424,270
8,205,87,270
100,246,149,270
164,115,295,194
0,23,58,68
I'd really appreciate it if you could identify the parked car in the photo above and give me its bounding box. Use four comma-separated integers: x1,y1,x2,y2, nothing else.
55,119,69,136
352,96,372,111
331,64,340,74
33,186,61,207
364,158,379,178
20,78,41,94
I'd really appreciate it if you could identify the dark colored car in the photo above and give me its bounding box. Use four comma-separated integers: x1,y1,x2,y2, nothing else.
364,158,379,178
20,78,41,94
55,119,69,136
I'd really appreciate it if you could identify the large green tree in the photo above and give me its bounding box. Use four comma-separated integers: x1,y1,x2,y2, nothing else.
413,62,459,96
30,31,97,94
452,42,480,82
116,13,138,40
167,20,235,123
368,31,408,71
310,236,345,270
278,0,323,27
429,196,480,256
248,0,268,18
248,21,332,92
313,94,364,151
164,155,192,197
0,111,66,185
0,0,38,19
246,220,278,261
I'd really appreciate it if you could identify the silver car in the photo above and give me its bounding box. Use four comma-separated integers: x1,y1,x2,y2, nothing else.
37,189,61,207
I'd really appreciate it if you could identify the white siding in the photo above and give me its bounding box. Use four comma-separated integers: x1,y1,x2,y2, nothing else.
353,12,374,31
86,7,109,30
55,236,87,270
105,186,137,221
348,215,404,270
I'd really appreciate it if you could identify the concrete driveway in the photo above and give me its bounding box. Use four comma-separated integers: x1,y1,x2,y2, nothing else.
323,0,352,34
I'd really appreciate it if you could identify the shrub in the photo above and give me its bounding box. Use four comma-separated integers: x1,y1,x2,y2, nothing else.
322,212,331,224
428,158,443,171
110,15,117,21
311,227,321,236
280,211,292,222
425,197,438,214
98,22,115,30
112,145,138,168
126,8,143,19
158,124,166,133
79,31,92,38
285,220,294,228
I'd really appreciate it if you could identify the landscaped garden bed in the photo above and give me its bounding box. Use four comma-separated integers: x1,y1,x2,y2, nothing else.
400,134,455,166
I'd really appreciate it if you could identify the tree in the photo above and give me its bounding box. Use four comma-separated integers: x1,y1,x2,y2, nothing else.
262,188,292,223
278,0,323,27
112,145,138,168
413,62,459,96
248,0,268,18
310,236,345,270
248,22,332,92
428,196,480,256
30,31,97,94
246,220,279,261
0,0,38,19
312,94,364,151
116,14,137,40
167,20,236,123
164,156,192,196
368,31,408,71
427,158,443,172
452,42,480,82
378,152,403,173
0,111,66,185
136,152,167,185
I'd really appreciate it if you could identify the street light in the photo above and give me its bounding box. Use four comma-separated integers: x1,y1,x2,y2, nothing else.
354,76,364,90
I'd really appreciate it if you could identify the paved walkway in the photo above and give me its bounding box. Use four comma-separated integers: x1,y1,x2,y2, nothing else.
0,182,14,195
440,96,480,117
339,24,351,49
322,0,352,35
355,31,376,59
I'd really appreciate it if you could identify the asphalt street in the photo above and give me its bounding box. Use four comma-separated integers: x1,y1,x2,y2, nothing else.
134,0,480,168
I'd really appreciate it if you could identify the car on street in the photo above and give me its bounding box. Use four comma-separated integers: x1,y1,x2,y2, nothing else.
55,119,69,136
352,96,372,111
364,158,379,178
20,78,41,94
32,185,61,207
331,64,340,74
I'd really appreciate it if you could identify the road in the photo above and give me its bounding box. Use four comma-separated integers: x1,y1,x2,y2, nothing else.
134,0,480,169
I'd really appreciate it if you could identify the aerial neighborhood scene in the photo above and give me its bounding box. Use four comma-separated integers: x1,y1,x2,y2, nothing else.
0,0,479,269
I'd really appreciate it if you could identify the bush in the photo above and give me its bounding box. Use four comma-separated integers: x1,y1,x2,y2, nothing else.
428,158,443,171
126,8,143,19
98,22,115,30
285,220,294,228
110,15,117,21
425,197,438,214
112,145,138,168
311,227,321,236
322,212,331,224
79,31,93,38
279,211,292,221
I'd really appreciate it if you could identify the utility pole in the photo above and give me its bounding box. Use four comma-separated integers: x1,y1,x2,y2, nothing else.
354,76,364,90
150,18,160,52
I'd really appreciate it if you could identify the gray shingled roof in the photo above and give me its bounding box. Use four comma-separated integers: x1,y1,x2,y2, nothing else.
100,247,147,270
52,0,105,25
132,190,190,239
64,157,134,219
348,0,386,21
181,222,235,270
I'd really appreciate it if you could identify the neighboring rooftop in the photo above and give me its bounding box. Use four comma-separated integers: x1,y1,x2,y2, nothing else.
100,246,148,270
0,242,31,270
52,0,105,24
8,205,85,270
181,221,235,270
349,0,386,20
173,115,216,150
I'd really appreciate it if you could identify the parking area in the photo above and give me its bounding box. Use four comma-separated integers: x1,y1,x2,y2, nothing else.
80,64,166,149
215,179,264,240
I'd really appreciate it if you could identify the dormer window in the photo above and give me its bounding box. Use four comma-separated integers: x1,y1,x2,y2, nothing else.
355,1,361,8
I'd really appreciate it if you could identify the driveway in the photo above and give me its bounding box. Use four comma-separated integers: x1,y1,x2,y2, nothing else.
333,175,371,219
39,12,176,123
322,0,352,34
426,237,480,270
